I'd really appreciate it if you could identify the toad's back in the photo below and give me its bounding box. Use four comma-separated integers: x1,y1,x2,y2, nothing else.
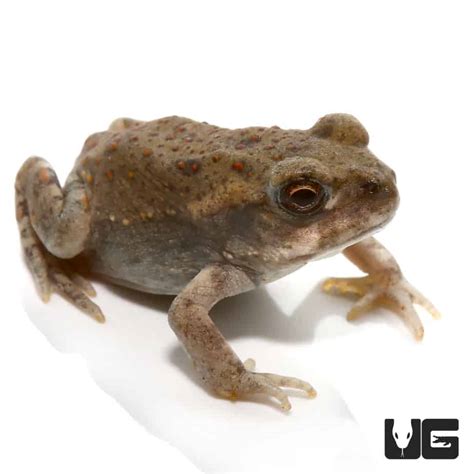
74,116,313,293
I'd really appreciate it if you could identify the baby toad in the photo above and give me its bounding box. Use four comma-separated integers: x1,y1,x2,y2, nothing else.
15,114,439,410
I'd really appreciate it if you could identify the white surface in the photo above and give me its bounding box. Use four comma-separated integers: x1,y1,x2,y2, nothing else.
1,1,474,473
21,269,373,473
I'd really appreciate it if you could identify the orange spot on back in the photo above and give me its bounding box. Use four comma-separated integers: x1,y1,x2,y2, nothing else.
249,134,260,143
142,148,153,157
231,161,244,171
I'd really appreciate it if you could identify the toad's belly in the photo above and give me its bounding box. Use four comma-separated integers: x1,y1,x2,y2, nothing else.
81,218,307,294
81,219,224,294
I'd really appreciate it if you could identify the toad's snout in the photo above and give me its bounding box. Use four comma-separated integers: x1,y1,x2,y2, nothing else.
359,175,399,210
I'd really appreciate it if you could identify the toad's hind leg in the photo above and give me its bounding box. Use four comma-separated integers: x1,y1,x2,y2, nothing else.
15,156,104,322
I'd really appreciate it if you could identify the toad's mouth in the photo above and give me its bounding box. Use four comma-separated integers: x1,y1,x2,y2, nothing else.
324,199,397,252
310,221,386,261
284,194,398,263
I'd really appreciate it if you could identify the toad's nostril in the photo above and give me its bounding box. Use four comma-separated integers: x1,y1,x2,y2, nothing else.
360,180,381,195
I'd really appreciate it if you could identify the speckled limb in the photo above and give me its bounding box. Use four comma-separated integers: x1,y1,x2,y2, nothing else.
15,156,104,322
323,237,440,340
169,264,316,411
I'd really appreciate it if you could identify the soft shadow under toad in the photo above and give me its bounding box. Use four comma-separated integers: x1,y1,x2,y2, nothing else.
96,276,352,391
210,284,350,343
104,278,350,344
23,267,362,413
105,282,176,313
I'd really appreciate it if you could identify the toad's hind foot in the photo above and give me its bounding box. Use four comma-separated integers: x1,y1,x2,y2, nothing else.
30,247,104,323
223,359,317,412
47,259,104,323
322,275,440,340
17,198,104,323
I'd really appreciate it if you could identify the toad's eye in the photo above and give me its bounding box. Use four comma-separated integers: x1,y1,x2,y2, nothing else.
278,179,328,215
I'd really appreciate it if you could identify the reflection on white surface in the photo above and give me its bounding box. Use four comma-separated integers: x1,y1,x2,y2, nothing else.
21,257,379,473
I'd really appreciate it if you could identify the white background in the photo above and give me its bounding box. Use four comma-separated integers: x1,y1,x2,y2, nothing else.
1,1,473,473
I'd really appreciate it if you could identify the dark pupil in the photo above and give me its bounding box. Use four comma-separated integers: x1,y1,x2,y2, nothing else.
290,188,317,208
278,180,326,215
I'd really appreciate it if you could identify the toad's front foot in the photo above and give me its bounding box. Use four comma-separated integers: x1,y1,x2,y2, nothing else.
323,273,440,340
217,358,317,411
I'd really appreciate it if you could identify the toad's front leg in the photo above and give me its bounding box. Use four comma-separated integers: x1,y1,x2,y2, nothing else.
168,264,316,411
323,237,440,340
